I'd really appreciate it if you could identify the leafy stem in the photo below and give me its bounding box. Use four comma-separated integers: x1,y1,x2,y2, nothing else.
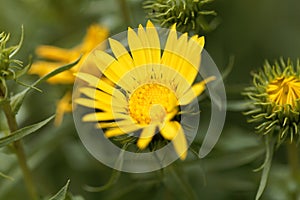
0,84,38,200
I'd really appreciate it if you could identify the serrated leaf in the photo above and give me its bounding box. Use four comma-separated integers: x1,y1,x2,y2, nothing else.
10,58,80,114
0,115,54,147
255,135,274,200
49,180,70,200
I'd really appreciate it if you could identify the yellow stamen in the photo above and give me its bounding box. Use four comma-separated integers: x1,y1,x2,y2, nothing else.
128,83,177,125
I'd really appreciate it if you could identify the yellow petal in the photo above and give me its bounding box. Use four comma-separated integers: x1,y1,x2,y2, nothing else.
160,121,178,140
105,124,142,137
138,24,152,63
171,122,188,160
79,87,127,107
128,27,147,66
109,38,134,71
161,24,177,70
75,72,100,87
75,72,115,95
54,92,72,126
97,118,136,129
146,21,161,64
179,76,216,105
82,112,126,122
137,125,156,149
36,45,78,62
160,121,188,159
80,24,109,52
93,51,131,90
178,36,204,84
30,62,75,84
74,98,112,112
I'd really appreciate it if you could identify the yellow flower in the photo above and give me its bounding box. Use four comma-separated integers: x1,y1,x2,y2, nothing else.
29,24,108,126
244,58,300,144
75,21,214,160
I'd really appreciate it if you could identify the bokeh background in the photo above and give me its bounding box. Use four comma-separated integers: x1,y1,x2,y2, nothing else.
1,0,300,199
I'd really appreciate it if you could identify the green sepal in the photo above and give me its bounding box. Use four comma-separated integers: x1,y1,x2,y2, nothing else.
8,25,24,59
0,115,54,147
14,56,32,79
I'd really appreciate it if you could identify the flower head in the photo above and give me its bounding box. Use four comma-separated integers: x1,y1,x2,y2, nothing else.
244,58,300,144
75,21,214,160
29,24,108,126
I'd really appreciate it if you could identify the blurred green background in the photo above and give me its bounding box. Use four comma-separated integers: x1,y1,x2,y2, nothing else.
1,0,300,199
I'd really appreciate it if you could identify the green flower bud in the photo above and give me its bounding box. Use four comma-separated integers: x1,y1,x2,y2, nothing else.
143,0,217,34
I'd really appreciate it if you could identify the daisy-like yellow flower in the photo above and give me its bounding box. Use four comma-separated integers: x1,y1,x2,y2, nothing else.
75,21,215,160
29,24,108,125
244,58,300,144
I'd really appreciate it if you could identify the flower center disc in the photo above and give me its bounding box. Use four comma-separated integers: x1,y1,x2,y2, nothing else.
267,76,300,107
128,83,177,125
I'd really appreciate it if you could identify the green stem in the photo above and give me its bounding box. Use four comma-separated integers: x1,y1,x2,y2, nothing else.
0,85,38,200
119,0,131,26
287,142,300,199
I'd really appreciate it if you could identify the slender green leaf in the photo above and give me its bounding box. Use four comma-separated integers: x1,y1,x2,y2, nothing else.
32,57,80,87
65,194,85,200
255,135,274,200
202,146,264,171
227,100,253,111
15,56,32,79
0,171,13,181
49,180,70,200
9,25,24,59
10,58,80,114
0,115,54,147
168,165,198,200
83,143,127,192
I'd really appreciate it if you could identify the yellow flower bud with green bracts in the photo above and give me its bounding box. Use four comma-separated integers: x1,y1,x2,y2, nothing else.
244,58,300,145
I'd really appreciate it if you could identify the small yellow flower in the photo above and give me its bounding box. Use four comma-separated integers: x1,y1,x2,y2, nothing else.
75,21,214,159
244,58,300,144
29,24,108,126
267,76,300,107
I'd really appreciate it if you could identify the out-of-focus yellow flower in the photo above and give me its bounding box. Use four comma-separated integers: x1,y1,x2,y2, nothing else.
75,21,215,160
29,24,108,126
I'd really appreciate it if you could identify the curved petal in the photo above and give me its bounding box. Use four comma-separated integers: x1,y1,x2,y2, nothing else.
75,72,115,95
93,51,130,89
109,38,134,71
137,125,156,149
105,124,142,137
82,112,127,122
160,121,187,160
179,76,216,105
